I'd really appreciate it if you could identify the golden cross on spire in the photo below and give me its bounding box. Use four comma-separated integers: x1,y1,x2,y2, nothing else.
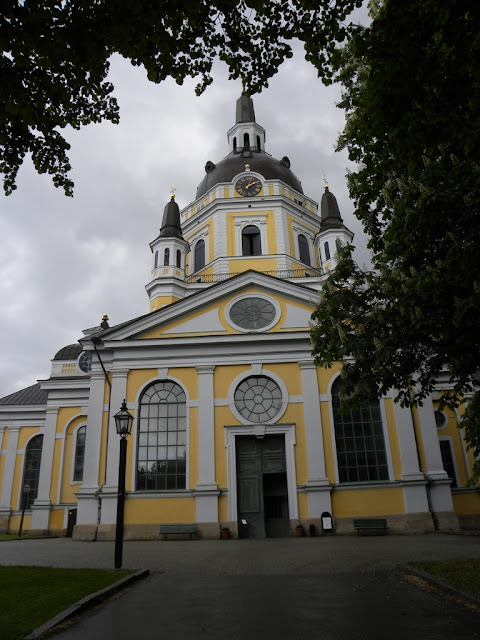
170,184,176,199
323,174,329,190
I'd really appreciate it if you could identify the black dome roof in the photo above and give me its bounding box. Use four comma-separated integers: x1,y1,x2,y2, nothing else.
196,150,303,199
53,344,82,361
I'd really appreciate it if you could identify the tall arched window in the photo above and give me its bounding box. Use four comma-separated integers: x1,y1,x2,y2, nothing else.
194,239,205,272
332,377,389,483
176,250,182,268
21,434,43,508
256,135,261,150
324,241,331,261
244,132,250,146
137,381,187,490
73,426,86,482
242,225,262,256
335,238,342,252
154,251,159,269
164,248,170,266
298,234,311,265
233,136,237,151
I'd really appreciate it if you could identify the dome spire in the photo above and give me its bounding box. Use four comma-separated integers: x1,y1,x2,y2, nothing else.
236,90,256,124
159,194,184,239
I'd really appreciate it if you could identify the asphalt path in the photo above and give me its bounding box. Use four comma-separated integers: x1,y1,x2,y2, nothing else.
2,535,480,639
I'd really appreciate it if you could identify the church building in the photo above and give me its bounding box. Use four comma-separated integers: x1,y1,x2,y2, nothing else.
0,93,478,539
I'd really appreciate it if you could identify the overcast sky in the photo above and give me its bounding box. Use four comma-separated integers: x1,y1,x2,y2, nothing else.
0,43,371,399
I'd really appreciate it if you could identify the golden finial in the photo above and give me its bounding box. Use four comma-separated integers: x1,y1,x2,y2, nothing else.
102,314,109,322
170,184,176,199
323,174,329,190
245,164,251,171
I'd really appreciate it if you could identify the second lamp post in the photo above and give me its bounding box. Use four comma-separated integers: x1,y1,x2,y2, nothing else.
113,399,133,569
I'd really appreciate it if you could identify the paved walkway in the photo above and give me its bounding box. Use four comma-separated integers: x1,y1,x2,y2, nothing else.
2,534,480,639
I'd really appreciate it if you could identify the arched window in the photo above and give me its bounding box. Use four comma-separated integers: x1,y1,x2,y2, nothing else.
176,250,182,268
256,135,261,150
137,381,187,490
194,239,205,272
242,225,262,256
335,238,342,252
324,241,331,261
164,248,170,266
154,251,158,269
233,136,237,151
298,234,311,266
332,377,389,483
244,132,250,147
73,426,86,482
21,434,43,508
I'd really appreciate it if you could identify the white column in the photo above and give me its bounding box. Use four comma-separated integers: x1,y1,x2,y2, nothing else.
76,372,107,531
31,407,59,530
195,364,219,526
101,369,129,525
299,361,331,519
416,395,457,527
0,427,20,531
392,400,430,517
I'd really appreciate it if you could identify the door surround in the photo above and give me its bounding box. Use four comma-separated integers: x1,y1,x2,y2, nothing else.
224,423,298,522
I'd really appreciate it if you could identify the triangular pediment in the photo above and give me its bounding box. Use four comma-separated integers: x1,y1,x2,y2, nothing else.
89,271,320,343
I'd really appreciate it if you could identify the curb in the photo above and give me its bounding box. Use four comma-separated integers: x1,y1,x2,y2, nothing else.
25,568,149,639
401,565,480,610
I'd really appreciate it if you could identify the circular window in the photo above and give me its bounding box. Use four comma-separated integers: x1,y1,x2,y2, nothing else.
234,376,283,423
78,352,92,373
228,297,278,331
434,410,447,429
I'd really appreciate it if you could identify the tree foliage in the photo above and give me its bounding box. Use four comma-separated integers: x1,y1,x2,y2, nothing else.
311,0,480,431
1,0,361,195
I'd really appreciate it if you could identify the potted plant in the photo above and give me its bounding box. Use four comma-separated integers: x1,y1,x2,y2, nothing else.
220,527,230,540
295,522,305,537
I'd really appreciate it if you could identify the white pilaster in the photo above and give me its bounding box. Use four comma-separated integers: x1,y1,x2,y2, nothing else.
299,361,331,518
416,396,455,517
76,372,106,527
31,407,59,530
195,364,219,523
0,427,20,519
101,369,129,525
392,400,429,514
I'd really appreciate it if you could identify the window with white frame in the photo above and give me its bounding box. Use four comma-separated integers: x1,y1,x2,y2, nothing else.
298,234,311,265
137,381,187,490
73,426,86,482
332,377,389,483
21,434,43,508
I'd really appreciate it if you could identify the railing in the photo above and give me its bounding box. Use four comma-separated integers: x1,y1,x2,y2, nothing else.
186,268,323,284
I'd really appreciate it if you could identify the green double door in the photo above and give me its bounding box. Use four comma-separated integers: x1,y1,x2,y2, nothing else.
236,435,290,539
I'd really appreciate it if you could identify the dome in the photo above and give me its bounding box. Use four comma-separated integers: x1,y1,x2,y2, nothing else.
196,151,303,199
53,343,82,361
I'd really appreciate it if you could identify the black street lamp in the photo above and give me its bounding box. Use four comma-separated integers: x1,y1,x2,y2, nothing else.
113,399,133,569
18,484,30,538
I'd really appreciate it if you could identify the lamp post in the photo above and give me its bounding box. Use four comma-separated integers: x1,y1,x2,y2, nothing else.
113,399,133,569
18,484,30,538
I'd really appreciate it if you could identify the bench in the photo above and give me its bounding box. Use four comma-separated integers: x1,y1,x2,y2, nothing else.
159,524,198,540
353,518,388,536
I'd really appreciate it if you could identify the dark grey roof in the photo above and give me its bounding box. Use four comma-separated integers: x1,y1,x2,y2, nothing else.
53,344,82,361
0,383,47,406
236,92,255,123
320,187,345,230
158,197,184,239
196,151,303,199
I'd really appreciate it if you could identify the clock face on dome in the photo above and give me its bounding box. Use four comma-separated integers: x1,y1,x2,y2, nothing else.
235,175,262,197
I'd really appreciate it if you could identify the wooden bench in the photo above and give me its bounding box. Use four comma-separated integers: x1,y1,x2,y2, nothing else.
159,524,198,540
353,518,388,536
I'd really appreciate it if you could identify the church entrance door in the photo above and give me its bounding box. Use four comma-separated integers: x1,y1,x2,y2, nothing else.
236,434,289,539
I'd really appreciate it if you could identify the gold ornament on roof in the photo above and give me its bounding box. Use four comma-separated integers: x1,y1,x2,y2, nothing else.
170,184,176,199
245,164,251,171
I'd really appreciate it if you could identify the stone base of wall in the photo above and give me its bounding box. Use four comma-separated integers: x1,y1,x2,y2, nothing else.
435,510,460,532
334,512,436,535
72,524,97,541
458,514,480,531
0,514,9,535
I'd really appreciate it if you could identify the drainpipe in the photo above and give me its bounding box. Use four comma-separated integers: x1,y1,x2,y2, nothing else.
409,404,439,531
91,336,112,541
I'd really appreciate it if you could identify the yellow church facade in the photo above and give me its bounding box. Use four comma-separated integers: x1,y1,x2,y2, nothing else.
1,93,479,539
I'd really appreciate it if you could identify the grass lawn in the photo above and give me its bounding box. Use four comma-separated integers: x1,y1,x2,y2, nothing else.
410,557,480,597
0,566,132,640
